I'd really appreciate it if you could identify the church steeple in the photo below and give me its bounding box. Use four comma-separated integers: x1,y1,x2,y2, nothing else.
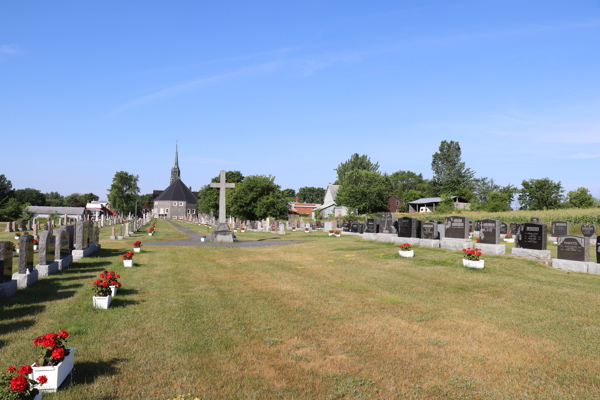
170,143,181,185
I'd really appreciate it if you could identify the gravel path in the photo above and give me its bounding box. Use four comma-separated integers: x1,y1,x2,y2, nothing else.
143,221,300,248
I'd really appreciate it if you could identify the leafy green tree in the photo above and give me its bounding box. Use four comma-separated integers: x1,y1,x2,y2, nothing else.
431,140,475,197
297,187,326,204
518,178,564,210
335,153,380,184
64,193,86,207
0,198,22,220
567,187,595,208
281,188,296,199
45,191,64,207
480,192,511,212
82,193,99,204
14,188,46,206
434,194,455,214
389,170,432,200
107,171,140,216
336,170,392,214
0,174,15,208
21,203,33,220
196,171,244,218
229,175,288,220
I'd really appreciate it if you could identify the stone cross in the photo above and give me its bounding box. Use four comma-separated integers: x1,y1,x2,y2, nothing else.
210,170,236,225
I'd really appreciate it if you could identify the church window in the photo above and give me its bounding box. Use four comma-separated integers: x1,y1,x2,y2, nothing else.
179,202,184,206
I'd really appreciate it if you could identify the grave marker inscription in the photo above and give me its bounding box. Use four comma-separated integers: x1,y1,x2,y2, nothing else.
516,223,547,250
557,236,589,262
479,219,500,244
581,224,596,238
398,217,420,238
421,221,438,240
552,221,569,237
444,217,469,239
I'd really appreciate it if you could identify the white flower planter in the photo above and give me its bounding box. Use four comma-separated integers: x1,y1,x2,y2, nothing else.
234,230,238,232
93,295,112,309
398,250,414,258
14,236,20,240
304,230,309,233
328,233,333,236
30,348,76,392
133,247,141,253
463,259,484,269
16,248,20,254
335,234,341,237
503,238,515,243
240,230,245,233
123,259,134,267
110,285,118,296
34,245,39,250
292,229,296,232
148,233,153,236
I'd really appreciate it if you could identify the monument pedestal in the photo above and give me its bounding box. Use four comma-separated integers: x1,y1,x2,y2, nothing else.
57,255,72,271
477,243,505,255
211,224,234,243
440,238,471,251
35,262,59,278
551,259,596,274
420,239,440,248
511,248,551,261
12,270,38,289
0,280,17,297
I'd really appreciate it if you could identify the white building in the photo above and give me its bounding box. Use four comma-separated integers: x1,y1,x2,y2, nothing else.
314,184,348,218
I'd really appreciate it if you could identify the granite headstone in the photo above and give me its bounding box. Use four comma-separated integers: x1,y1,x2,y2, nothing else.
0,241,12,283
420,221,438,240
39,230,55,265
479,219,500,244
557,236,589,262
551,221,569,237
581,224,596,238
398,217,420,238
444,216,469,239
516,223,547,250
19,235,34,273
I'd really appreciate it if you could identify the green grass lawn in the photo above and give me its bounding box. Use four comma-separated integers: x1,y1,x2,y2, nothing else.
1,220,599,399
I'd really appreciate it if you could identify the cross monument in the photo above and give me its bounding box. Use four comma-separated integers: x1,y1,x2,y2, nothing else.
210,170,236,226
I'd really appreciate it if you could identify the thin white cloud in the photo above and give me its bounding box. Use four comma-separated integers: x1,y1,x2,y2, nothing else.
571,153,600,159
0,44,20,55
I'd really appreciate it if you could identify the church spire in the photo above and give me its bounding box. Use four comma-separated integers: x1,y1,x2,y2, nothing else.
170,142,181,185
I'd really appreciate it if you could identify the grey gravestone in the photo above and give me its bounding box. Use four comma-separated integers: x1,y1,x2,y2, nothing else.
342,221,349,232
18,220,26,231
235,221,240,229
310,222,316,230
557,236,589,262
316,220,322,229
398,217,420,238
581,224,596,238
516,223,547,250
551,221,569,237
444,217,469,239
209,170,236,242
500,222,508,235
1,242,12,282
65,225,75,250
510,223,521,235
437,221,446,239
468,221,473,233
351,221,359,233
475,220,482,232
421,221,438,240
531,217,541,223
366,219,376,233
39,230,56,265
379,213,396,234
55,230,70,260
19,235,34,273
479,219,500,244
75,221,88,250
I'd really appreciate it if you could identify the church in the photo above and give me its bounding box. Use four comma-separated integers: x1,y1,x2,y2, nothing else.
152,144,198,219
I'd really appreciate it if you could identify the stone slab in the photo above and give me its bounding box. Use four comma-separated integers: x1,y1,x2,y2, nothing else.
109,236,116,240
35,262,59,278
12,270,38,289
511,248,552,261
588,263,600,275
211,230,234,243
72,243,99,261
476,243,506,255
551,258,592,274
419,239,440,248
393,237,421,246
0,280,17,297
57,255,72,271
440,238,472,251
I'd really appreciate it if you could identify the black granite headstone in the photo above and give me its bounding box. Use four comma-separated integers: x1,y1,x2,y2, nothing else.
557,236,589,262
475,220,482,232
316,220,322,229
421,221,438,240
398,217,420,238
468,221,473,233
444,216,469,239
366,219,376,233
596,236,600,263
581,224,596,238
0,241,12,283
516,223,547,250
551,221,569,237
500,222,508,235
359,223,364,234
351,222,359,233
342,221,349,232
479,219,500,244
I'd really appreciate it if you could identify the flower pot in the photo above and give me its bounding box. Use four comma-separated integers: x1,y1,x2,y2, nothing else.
463,259,484,269
292,229,296,232
110,285,118,296
234,230,238,232
93,295,112,309
398,250,414,258
328,233,333,236
133,247,141,253
13,251,17,257
14,236,19,240
240,230,245,233
30,348,76,392
148,233,153,236
34,245,39,250
335,234,340,237
304,230,309,233
504,238,514,243
16,248,20,254
123,259,134,267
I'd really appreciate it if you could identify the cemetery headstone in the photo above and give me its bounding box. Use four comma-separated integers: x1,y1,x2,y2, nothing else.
500,222,508,235
444,216,469,239
75,221,88,250
516,223,547,250
18,219,26,231
557,236,589,262
351,221,359,233
468,221,473,233
359,223,365,234
55,229,70,260
479,219,500,244
379,212,396,234
596,236,600,263
19,235,34,273
475,220,482,232
551,221,569,237
316,220,322,229
39,230,56,265
0,241,12,282
531,217,541,223
510,223,521,235
581,224,596,238
342,221,350,232
398,217,420,238
366,219,376,233
421,221,438,240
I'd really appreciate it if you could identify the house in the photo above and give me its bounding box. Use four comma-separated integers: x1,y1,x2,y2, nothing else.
85,200,114,219
388,196,405,213
289,202,320,215
407,196,470,213
315,184,348,218
27,206,87,221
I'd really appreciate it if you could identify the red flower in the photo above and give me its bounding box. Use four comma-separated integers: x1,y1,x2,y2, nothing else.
11,375,28,392
476,238,481,242
111,281,116,285
116,275,120,278
52,347,65,361
8,365,16,372
19,365,33,375
43,338,57,348
476,252,482,257
59,330,69,339
100,274,105,278
107,274,113,279
103,282,109,287
33,336,44,347
36,375,48,384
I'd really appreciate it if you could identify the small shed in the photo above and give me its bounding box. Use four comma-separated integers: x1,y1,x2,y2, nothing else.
408,196,470,213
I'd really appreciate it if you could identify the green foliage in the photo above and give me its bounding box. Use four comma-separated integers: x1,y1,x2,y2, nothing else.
229,175,288,220
431,140,475,197
481,192,511,212
518,178,564,210
14,188,46,206
389,170,432,200
336,170,391,214
335,153,380,184
297,186,326,204
107,171,140,215
0,198,22,220
21,203,33,220
196,171,244,218
567,187,595,208
281,188,296,198
434,194,455,214
0,174,14,208
45,191,64,207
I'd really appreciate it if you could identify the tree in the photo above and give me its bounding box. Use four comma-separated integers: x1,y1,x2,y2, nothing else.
0,198,22,220
567,187,595,208
196,171,244,218
21,203,33,220
14,188,46,206
472,177,500,206
481,192,511,212
389,170,432,201
297,187,326,204
431,140,475,197
229,175,288,220
107,171,140,215
0,174,14,208
281,188,296,199
335,153,380,184
45,191,64,207
82,193,99,204
518,178,564,210
336,170,392,214
64,193,86,207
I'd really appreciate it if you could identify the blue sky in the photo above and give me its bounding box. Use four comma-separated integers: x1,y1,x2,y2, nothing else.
1,1,599,199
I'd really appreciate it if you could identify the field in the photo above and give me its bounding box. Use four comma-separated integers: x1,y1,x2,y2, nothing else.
1,220,599,399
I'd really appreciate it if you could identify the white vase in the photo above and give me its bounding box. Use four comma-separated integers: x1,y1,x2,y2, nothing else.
14,236,19,240
30,348,76,392
462,259,484,269
234,230,238,232
504,238,514,243
110,285,118,296
16,248,20,254
133,247,141,253
240,230,245,233
33,245,38,250
148,233,152,236
398,250,414,258
328,233,333,236
93,295,112,309
304,230,309,233
123,259,134,267
335,234,341,237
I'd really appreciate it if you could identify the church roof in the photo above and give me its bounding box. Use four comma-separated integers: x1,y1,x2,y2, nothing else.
154,179,198,203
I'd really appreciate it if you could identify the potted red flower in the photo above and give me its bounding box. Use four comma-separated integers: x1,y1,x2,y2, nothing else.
92,275,112,309
304,226,309,233
132,241,143,253
334,230,341,237
14,232,20,240
12,242,17,257
1,364,47,400
398,243,414,257
328,230,333,237
461,248,484,268
475,238,481,243
32,239,39,251
30,330,74,392
120,251,134,267
148,227,154,236
99,270,122,296
15,242,20,255
240,225,245,233
504,233,514,243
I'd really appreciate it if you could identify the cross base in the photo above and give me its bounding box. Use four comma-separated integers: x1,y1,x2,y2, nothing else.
211,228,234,243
